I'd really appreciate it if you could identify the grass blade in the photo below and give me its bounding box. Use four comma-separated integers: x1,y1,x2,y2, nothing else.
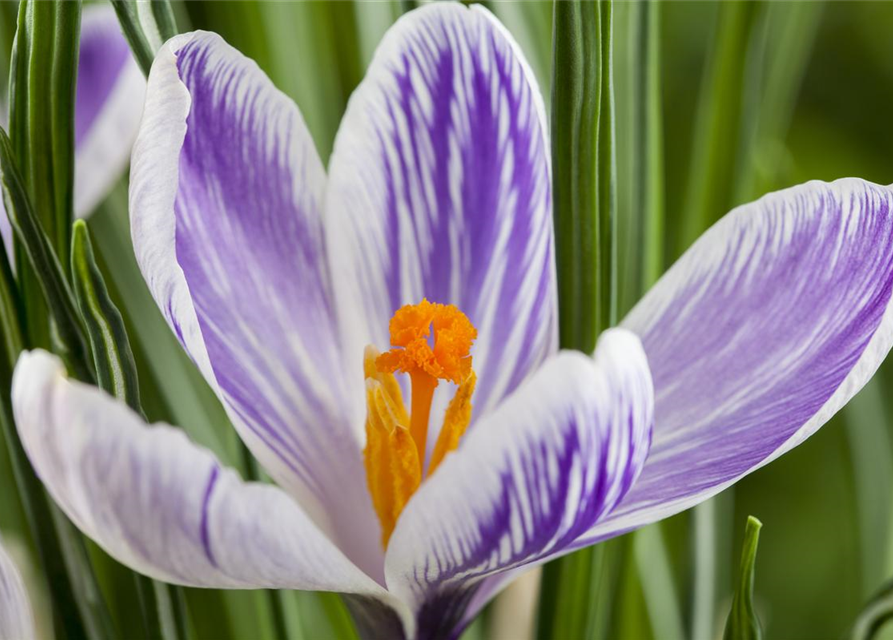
723,517,764,640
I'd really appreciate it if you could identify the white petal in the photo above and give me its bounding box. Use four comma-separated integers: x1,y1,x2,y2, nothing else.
384,330,653,633
0,537,34,640
11,350,398,605
582,179,893,544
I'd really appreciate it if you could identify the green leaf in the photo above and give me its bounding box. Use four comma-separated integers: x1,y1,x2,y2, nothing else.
625,0,664,303
723,516,764,640
110,0,179,76
0,126,92,382
551,0,615,353
71,220,141,412
540,1,619,635
9,0,82,349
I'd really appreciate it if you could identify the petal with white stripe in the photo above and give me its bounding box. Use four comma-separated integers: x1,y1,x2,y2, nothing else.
384,330,653,637
11,350,400,607
326,3,556,452
580,179,893,545
130,31,381,576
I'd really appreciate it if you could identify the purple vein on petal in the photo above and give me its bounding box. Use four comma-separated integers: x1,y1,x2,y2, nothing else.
200,465,221,568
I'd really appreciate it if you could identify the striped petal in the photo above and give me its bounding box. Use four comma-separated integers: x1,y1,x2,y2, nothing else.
10,350,400,606
384,330,653,637
130,32,381,576
326,3,556,457
0,536,33,640
74,4,145,216
580,179,893,545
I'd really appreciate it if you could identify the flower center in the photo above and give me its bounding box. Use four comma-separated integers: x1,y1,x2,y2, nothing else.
363,299,477,547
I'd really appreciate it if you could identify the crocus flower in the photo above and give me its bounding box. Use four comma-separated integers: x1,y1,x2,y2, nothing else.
0,5,145,256
0,536,34,640
11,4,893,639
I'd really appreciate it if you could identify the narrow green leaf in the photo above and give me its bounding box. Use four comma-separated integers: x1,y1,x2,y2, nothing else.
0,126,92,382
8,0,82,349
678,1,761,254
551,0,615,351
597,0,617,330
109,1,155,75
723,516,764,640
627,0,664,299
11,0,80,265
541,1,620,636
111,0,179,77
72,220,141,411
150,0,178,43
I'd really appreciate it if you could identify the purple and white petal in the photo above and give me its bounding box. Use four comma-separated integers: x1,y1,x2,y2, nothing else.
130,32,382,577
0,536,34,640
384,330,652,635
74,4,145,217
580,179,893,545
10,350,403,609
326,3,556,449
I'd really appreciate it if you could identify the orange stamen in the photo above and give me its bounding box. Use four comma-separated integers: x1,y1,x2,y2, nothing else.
363,300,478,548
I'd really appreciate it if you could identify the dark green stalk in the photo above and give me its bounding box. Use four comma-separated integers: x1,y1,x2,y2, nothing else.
551,0,601,352
7,1,80,359
71,221,140,411
109,1,154,75
539,1,619,636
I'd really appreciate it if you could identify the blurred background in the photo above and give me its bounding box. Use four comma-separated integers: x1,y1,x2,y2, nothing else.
2,1,893,639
